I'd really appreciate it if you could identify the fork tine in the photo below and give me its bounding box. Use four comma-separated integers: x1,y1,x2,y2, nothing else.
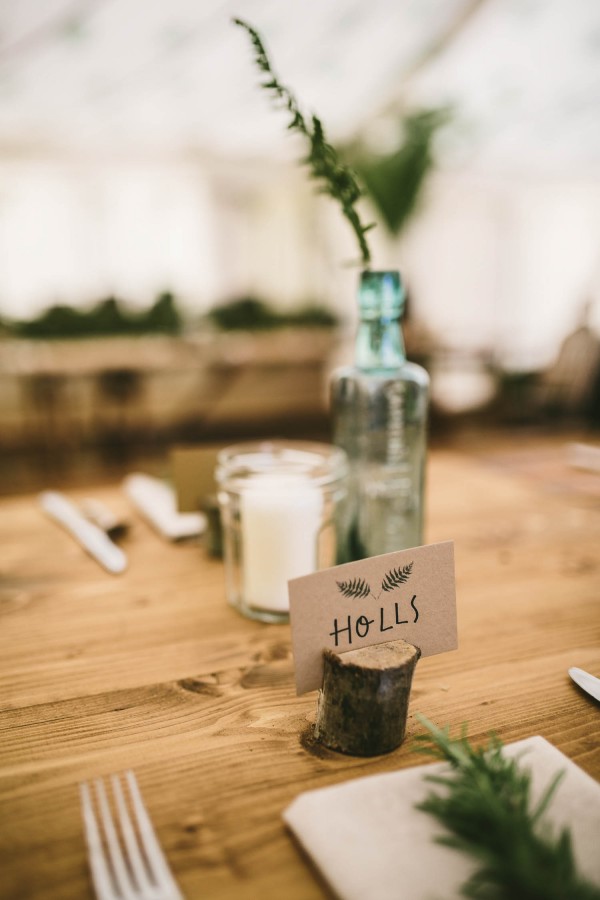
95,777,138,900
125,770,183,900
111,773,154,896
80,781,117,900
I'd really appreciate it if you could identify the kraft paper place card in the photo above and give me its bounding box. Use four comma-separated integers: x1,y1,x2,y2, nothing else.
288,541,457,695
170,445,223,512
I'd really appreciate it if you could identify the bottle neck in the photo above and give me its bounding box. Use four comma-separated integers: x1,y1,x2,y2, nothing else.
355,270,406,371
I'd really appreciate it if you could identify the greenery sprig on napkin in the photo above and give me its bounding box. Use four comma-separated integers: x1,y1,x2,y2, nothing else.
415,716,600,900
233,18,375,267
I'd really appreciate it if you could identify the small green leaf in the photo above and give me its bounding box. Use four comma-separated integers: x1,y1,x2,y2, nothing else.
336,577,371,599
381,562,413,592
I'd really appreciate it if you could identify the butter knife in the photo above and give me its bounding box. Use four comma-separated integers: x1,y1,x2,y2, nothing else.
568,667,600,703
39,491,127,575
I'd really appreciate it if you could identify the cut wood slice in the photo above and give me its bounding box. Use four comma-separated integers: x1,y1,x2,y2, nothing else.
314,639,421,757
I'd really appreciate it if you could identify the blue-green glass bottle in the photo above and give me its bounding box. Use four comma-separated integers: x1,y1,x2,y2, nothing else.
331,270,429,560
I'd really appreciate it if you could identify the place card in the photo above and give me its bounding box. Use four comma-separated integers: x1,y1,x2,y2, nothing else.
288,541,457,695
170,445,223,512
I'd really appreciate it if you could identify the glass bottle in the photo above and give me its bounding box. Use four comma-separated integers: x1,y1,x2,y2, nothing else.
330,270,429,560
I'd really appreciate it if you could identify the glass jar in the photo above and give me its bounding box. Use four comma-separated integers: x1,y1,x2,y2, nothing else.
216,440,349,623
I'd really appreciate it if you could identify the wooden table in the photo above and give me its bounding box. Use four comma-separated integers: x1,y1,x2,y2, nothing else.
1,440,599,900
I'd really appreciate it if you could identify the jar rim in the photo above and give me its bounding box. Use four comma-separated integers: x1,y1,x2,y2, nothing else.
216,439,348,487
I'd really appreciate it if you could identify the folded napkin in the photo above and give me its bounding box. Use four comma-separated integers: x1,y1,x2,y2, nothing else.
283,737,600,900
124,473,206,541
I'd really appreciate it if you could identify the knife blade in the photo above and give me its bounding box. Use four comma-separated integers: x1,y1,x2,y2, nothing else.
568,667,600,703
39,491,127,575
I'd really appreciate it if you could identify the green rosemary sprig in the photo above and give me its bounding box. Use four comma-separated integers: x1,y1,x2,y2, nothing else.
415,715,600,900
233,18,375,267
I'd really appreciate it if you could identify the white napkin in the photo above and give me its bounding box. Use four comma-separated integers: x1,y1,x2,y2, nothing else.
124,473,206,541
283,736,600,900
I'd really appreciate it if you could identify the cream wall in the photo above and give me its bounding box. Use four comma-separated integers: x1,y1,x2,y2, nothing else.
397,173,600,372
0,156,598,375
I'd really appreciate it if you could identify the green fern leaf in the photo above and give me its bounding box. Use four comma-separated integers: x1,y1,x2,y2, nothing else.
233,17,373,267
336,577,371,599
381,562,413,592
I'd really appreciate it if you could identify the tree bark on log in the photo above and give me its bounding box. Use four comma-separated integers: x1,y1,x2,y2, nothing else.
314,639,421,756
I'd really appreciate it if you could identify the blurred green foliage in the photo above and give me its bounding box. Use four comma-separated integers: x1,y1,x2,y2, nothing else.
206,297,339,330
352,108,450,236
6,292,182,339
3,292,338,338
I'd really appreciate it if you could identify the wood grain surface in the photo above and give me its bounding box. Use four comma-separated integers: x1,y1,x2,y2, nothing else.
1,439,599,900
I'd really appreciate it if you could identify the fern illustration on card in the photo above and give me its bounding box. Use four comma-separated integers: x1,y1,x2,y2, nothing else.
336,577,371,599
336,563,413,602
381,563,413,592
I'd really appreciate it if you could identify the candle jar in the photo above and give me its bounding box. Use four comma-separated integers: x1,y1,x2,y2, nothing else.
216,440,349,623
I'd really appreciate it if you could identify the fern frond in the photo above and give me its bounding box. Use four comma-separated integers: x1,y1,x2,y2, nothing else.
381,562,413,592
233,18,373,267
336,577,371,599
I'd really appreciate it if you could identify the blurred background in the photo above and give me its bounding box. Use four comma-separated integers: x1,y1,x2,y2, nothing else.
1,0,599,495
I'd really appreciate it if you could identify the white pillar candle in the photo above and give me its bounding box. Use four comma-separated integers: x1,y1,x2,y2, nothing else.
240,474,323,612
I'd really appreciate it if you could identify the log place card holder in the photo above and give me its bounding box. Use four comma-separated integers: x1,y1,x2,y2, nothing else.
288,541,458,756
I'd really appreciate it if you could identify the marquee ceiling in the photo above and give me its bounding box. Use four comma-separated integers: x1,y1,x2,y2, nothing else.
0,0,598,176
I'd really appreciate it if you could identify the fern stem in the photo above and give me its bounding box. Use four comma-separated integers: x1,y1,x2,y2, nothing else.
233,17,374,267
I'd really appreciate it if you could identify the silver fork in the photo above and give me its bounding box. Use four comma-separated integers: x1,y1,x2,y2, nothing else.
80,770,184,900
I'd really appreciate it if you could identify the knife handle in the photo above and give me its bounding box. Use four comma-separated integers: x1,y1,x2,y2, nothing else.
39,491,127,575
